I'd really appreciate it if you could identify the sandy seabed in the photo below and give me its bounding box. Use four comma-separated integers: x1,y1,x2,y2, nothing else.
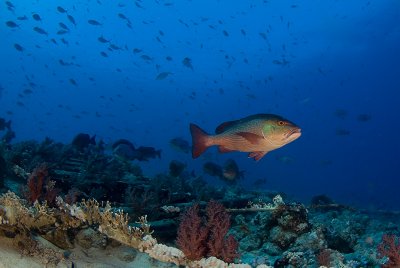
0,236,174,268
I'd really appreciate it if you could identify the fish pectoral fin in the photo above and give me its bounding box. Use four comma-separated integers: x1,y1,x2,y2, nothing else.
218,146,234,153
236,132,264,144
248,151,267,161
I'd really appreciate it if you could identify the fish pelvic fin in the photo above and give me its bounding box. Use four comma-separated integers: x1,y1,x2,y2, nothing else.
248,151,267,161
190,123,211,159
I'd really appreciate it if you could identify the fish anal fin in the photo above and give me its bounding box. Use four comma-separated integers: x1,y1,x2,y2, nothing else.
218,146,234,153
236,132,263,144
215,121,236,134
248,151,267,161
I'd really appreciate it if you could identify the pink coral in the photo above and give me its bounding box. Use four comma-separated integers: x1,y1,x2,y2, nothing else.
176,204,209,260
24,163,59,206
176,200,239,262
378,234,400,268
206,200,239,262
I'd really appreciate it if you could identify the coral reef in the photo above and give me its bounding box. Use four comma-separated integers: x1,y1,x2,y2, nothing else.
0,191,250,267
1,137,400,267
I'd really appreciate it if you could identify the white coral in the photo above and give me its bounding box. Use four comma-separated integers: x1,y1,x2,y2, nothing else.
146,243,186,266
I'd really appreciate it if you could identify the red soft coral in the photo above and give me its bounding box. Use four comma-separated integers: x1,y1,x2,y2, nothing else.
206,200,239,262
176,203,209,260
176,200,239,263
26,163,48,203
378,234,400,268
24,163,59,206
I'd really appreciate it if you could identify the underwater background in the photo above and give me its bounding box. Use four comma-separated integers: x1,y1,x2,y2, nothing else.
1,0,400,213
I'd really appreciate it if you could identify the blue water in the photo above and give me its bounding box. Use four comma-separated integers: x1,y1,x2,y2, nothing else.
1,1,399,209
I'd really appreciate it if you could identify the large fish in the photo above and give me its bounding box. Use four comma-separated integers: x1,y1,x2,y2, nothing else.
190,114,301,161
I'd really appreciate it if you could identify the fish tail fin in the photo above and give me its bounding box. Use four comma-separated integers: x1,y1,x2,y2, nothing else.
190,123,211,159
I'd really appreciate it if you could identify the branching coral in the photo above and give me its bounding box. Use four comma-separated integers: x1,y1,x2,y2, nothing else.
176,200,239,263
24,163,59,206
0,191,247,267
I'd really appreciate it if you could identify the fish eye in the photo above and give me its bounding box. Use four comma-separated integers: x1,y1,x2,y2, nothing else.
278,121,285,126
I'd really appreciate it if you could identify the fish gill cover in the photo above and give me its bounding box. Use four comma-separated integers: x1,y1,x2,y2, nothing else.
0,0,400,266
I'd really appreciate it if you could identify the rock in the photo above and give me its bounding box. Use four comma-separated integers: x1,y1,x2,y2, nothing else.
269,226,297,250
42,229,73,249
117,247,137,262
75,228,107,249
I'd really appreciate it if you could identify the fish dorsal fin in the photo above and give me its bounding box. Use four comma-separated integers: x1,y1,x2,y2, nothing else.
236,132,264,144
215,120,237,134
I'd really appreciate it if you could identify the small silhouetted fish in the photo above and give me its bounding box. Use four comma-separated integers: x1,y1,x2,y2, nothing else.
98,36,109,43
334,109,348,119
357,114,371,122
0,118,11,131
59,59,71,66
72,133,96,150
203,162,223,178
32,13,41,21
67,15,76,26
156,72,172,80
336,128,350,136
141,55,152,61
222,159,244,182
6,21,19,28
33,26,47,35
169,160,186,177
241,29,246,35
6,1,15,8
59,22,69,30
253,178,267,187
88,19,102,26
135,1,144,8
17,15,28,20
259,32,267,40
113,139,136,160
100,51,108,57
23,89,33,94
182,57,193,70
134,146,161,161
118,13,131,23
109,43,121,50
57,29,69,35
222,30,229,36
69,79,77,86
133,48,142,53
57,6,67,13
166,56,173,61
170,137,191,153
14,43,24,51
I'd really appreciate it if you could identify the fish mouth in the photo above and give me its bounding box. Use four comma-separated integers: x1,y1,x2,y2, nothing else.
285,127,301,139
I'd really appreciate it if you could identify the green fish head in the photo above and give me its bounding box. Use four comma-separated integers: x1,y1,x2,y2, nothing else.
261,117,301,147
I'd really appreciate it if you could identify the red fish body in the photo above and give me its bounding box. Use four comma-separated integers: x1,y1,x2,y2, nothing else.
190,114,301,161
